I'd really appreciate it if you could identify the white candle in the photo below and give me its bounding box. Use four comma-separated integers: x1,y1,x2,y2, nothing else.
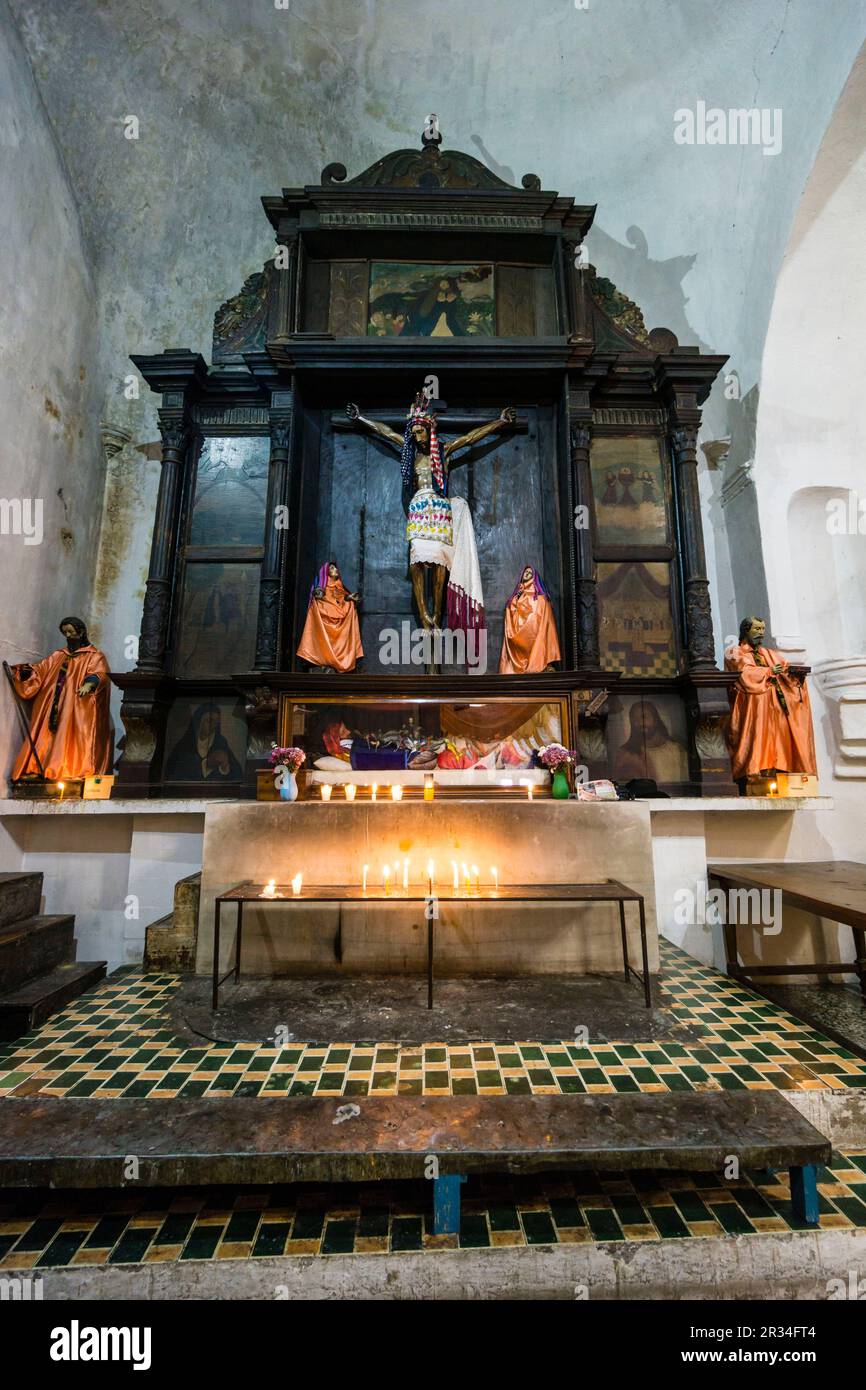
472,864,480,894
462,862,470,894
491,866,499,894
344,783,356,802
451,860,458,893
262,878,277,899
291,873,303,896
371,783,377,802
383,865,390,895
427,858,435,897
403,857,409,891
320,783,332,801
362,863,368,894
391,784,403,802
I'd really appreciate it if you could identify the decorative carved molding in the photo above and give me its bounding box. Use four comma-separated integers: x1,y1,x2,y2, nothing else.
694,715,729,759
193,406,269,427
212,265,272,360
592,408,667,428
320,211,543,231
586,266,650,344
814,657,866,779
320,142,540,193
720,460,755,508
100,423,132,462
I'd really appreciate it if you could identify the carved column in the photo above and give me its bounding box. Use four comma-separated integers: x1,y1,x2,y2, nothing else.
670,420,716,670
254,412,293,669
570,418,600,667
136,410,192,673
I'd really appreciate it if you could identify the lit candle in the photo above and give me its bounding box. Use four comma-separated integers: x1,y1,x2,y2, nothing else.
520,778,534,801
291,873,303,896
58,781,65,800
403,857,409,891
344,783,356,802
427,858,435,897
362,863,368,894
500,778,513,788
424,773,435,802
491,866,499,894
320,783,332,802
371,783,377,802
383,865,390,895
391,784,403,802
472,864,480,894
462,862,471,894
451,860,458,893
261,878,277,899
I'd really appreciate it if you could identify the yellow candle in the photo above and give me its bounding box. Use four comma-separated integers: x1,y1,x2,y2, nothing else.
291,873,303,896
427,858,435,897
320,783,332,801
462,862,470,894
451,860,458,893
344,783,356,802
424,773,435,801
391,784,403,802
491,866,499,894
383,865,390,895
362,864,368,894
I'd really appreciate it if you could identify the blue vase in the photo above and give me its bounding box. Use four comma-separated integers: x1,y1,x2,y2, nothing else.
278,771,298,802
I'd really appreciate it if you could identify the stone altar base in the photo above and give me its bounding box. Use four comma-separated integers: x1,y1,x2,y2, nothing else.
195,801,658,980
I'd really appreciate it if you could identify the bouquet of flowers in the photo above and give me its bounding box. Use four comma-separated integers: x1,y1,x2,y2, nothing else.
537,743,578,772
269,744,306,772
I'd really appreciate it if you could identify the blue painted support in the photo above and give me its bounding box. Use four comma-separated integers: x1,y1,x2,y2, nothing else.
433,1174,467,1235
789,1163,820,1226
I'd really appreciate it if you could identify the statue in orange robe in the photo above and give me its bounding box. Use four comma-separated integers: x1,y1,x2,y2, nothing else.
499,566,561,675
296,563,363,673
724,616,817,780
9,617,112,781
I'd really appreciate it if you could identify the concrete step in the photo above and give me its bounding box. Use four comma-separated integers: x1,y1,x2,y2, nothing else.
0,914,76,994
0,961,106,1041
0,872,43,930
144,871,201,971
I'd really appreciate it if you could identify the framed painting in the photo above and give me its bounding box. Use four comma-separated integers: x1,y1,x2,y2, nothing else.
367,262,495,337
590,436,670,548
606,692,690,786
175,561,260,678
163,695,247,785
596,560,678,677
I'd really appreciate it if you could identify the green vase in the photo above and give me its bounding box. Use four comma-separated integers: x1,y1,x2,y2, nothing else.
552,768,570,800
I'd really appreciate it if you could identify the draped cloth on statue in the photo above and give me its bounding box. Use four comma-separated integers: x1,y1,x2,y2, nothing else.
440,701,547,743
499,572,561,674
297,576,363,672
724,642,817,779
10,645,112,780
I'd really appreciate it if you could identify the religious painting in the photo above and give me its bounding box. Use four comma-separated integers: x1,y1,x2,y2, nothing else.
596,560,678,677
163,696,246,784
188,436,269,547
367,262,495,337
590,436,669,547
606,692,689,786
175,562,260,678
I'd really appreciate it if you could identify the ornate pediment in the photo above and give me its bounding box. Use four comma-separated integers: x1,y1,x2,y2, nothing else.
320,139,541,193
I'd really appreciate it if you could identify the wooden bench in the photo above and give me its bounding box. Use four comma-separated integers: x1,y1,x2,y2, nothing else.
213,879,651,1010
0,1091,829,1234
709,860,866,994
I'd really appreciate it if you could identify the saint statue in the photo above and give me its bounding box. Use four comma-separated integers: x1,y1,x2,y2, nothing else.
296,562,363,673
499,566,561,674
724,616,817,782
345,394,516,645
8,617,112,782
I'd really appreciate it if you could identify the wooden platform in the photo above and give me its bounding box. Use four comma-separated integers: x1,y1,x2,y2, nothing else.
0,1091,830,1230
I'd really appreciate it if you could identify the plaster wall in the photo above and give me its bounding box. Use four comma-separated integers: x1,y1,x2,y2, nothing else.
0,0,103,778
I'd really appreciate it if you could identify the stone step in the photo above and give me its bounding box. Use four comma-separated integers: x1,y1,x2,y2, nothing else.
0,913,76,993
0,872,43,930
0,961,107,1042
144,871,201,972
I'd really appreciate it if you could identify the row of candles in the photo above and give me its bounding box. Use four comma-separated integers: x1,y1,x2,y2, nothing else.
260,861,500,899
317,778,537,801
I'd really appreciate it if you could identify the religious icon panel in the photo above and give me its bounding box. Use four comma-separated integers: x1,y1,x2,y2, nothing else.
590,436,670,548
596,560,679,677
367,262,495,337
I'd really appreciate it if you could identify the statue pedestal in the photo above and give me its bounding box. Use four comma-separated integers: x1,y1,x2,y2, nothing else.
814,656,866,778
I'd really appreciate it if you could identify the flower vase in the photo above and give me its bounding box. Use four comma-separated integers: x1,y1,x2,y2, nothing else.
551,768,570,800
278,770,298,802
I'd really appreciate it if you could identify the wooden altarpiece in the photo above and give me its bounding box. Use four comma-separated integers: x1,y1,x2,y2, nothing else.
112,128,736,798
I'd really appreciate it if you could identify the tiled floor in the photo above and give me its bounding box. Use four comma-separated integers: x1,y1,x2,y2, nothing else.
1,941,865,1100
2,1156,866,1267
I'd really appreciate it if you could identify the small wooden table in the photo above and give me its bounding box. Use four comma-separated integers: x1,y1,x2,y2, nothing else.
708,860,866,993
212,880,651,1010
